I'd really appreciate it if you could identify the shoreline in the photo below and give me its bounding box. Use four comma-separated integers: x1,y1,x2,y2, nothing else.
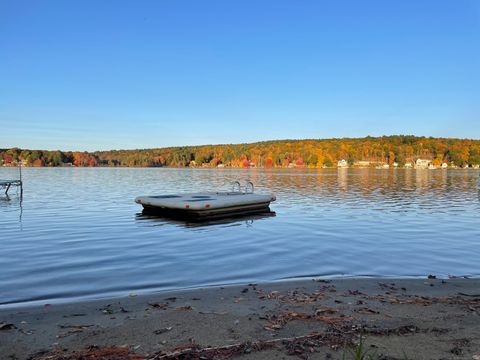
2,278,479,359
3,273,478,310
3,165,480,169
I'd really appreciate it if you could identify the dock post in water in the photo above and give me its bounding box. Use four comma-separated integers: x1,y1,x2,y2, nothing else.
1,164,23,197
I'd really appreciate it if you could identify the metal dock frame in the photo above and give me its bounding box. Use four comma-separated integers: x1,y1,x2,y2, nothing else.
0,165,23,197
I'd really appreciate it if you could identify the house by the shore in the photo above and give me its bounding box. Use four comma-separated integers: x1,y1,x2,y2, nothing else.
353,160,371,167
415,158,432,169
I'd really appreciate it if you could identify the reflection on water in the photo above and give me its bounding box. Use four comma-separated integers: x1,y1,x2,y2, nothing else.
0,193,23,224
0,167,479,307
136,211,276,229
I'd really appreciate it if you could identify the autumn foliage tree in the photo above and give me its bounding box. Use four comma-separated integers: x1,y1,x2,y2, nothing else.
2,136,480,168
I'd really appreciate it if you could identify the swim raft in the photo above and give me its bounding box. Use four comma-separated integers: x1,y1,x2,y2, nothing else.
135,183,276,219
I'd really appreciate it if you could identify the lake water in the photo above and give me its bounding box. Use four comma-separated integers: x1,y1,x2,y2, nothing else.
1,168,479,307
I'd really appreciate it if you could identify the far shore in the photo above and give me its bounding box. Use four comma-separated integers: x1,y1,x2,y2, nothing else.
1,277,479,359
3,164,480,169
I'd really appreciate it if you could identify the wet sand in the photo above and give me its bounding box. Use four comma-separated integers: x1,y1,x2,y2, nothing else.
1,278,480,359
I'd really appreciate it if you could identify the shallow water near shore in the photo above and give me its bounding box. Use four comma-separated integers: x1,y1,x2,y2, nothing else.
1,167,479,307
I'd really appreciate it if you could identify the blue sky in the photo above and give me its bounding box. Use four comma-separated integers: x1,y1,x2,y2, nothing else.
1,0,479,151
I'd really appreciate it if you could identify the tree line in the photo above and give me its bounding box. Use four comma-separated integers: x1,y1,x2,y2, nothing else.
2,136,480,168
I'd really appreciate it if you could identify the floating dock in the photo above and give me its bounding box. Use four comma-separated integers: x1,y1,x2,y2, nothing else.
136,192,276,220
135,182,276,220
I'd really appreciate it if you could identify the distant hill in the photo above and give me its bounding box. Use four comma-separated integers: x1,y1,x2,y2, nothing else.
2,136,480,168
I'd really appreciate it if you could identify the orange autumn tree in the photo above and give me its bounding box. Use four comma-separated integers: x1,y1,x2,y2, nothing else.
3,136,480,168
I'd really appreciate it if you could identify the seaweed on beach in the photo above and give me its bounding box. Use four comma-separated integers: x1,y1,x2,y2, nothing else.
27,322,456,360
150,331,353,360
263,310,354,331
256,285,335,304
29,345,144,360
365,293,480,312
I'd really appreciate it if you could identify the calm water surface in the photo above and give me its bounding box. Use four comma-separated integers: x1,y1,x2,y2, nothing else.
1,168,479,307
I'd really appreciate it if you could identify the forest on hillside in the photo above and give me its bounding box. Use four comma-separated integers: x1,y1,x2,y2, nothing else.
2,136,480,168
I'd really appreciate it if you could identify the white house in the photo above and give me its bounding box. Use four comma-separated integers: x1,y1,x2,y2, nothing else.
337,159,348,168
415,159,432,169
354,161,371,167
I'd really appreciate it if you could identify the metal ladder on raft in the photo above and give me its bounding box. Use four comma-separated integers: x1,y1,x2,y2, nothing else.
230,180,255,194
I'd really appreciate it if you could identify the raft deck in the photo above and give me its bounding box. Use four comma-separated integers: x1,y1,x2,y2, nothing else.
135,192,276,220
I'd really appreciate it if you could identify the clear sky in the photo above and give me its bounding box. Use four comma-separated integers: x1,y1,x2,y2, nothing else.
1,0,479,151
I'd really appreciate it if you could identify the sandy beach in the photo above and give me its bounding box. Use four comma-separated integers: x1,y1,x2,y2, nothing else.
1,278,479,359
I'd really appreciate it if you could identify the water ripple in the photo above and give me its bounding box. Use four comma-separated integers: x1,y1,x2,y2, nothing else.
1,167,479,307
